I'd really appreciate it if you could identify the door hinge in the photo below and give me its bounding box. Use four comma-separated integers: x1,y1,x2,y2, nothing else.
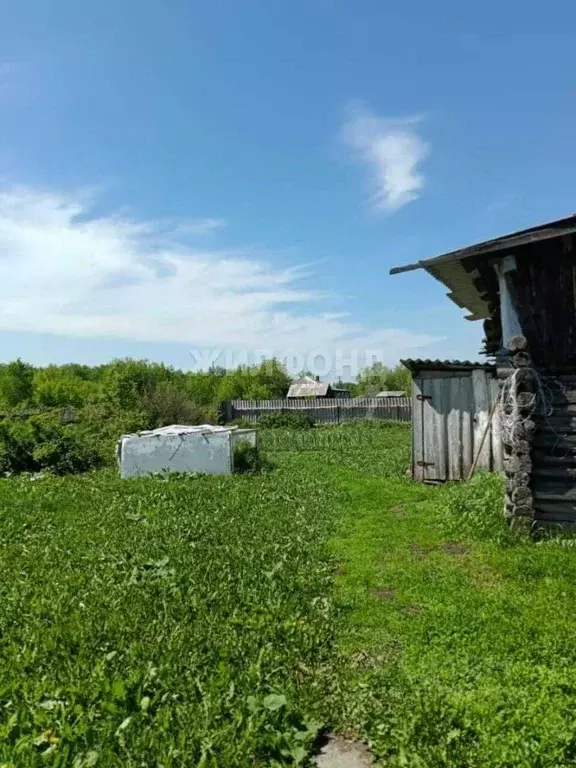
417,394,432,401
416,460,435,467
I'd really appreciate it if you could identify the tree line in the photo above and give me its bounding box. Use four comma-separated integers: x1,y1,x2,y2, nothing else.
0,358,410,413
0,358,410,476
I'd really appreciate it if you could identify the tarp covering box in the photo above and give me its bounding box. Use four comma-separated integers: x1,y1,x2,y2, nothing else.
117,424,257,479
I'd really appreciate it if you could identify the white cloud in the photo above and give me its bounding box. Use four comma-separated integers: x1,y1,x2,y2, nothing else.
0,185,440,373
157,217,226,237
344,106,429,212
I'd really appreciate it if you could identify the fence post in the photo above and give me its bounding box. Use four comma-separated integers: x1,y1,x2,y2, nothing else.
218,401,232,424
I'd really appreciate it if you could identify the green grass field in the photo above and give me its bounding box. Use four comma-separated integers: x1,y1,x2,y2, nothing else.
2,423,576,766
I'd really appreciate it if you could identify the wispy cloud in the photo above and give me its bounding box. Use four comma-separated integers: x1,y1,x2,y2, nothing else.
170,217,226,237
343,106,429,212
0,185,440,372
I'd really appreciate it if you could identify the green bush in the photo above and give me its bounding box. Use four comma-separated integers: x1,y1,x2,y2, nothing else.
0,419,38,473
232,439,262,473
229,417,257,428
33,366,97,408
259,412,314,430
79,404,149,465
140,381,216,429
0,359,34,408
0,414,105,476
216,359,291,401
32,429,103,475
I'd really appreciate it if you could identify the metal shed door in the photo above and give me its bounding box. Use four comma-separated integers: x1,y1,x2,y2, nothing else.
413,374,474,481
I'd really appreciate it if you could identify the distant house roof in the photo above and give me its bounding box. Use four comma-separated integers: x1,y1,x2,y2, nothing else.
375,390,406,398
389,213,576,320
287,376,330,398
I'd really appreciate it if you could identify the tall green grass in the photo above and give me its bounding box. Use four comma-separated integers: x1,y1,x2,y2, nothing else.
4,423,576,767
327,437,576,767
0,469,342,766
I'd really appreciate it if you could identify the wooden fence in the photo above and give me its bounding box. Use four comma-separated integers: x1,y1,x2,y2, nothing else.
223,397,411,425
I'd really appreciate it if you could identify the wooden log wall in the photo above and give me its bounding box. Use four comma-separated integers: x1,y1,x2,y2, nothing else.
531,373,576,526
508,237,576,368
500,334,537,522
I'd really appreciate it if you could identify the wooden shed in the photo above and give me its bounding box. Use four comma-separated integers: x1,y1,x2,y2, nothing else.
403,359,502,482
392,213,576,527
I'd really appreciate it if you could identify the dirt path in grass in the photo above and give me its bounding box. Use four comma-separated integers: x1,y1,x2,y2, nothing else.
314,734,373,767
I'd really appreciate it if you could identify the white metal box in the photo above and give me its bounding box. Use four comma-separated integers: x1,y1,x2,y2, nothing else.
117,424,257,479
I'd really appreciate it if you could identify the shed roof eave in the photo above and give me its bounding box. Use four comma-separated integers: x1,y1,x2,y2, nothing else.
426,262,491,320
389,212,576,319
389,214,576,277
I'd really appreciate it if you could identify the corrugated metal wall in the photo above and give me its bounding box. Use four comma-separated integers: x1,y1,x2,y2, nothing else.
411,369,502,482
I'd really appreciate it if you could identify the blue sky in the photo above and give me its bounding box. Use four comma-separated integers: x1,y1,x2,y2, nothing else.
1,1,576,378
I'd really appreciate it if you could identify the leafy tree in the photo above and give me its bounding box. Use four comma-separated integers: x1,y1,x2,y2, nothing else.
385,363,411,395
355,361,389,396
334,378,357,395
216,360,291,402
356,362,410,396
186,371,225,406
141,381,215,429
99,359,174,410
33,366,97,408
250,359,291,399
216,367,252,402
0,356,301,476
0,359,34,408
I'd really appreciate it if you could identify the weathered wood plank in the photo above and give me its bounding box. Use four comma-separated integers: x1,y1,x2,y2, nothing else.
433,376,447,481
534,434,576,448
534,500,576,522
420,377,446,481
412,378,424,481
537,418,576,432
422,377,437,480
545,389,576,405
489,377,503,472
533,466,576,479
532,450,576,466
446,376,462,480
461,377,473,478
472,369,491,471
533,481,576,501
